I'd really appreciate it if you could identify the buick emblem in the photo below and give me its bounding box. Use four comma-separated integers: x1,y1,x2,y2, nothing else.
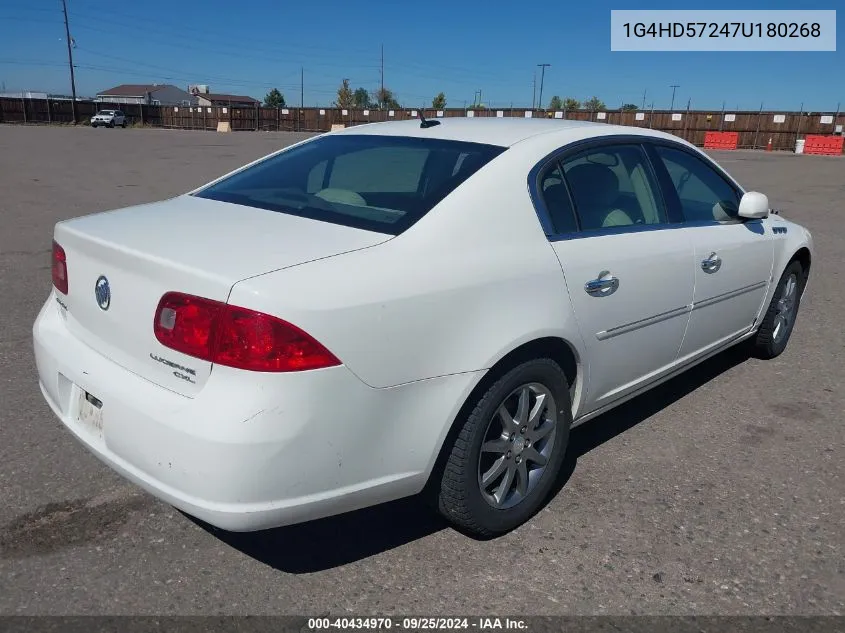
95,275,111,311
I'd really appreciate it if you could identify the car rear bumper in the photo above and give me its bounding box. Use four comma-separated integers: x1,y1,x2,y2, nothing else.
33,294,480,531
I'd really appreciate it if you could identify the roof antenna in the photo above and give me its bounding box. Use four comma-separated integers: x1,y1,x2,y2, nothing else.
419,109,440,129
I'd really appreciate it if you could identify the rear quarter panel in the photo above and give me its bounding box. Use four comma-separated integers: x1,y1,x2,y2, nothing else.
228,141,586,389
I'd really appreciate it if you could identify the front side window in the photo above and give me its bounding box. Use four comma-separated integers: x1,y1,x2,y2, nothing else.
653,146,740,222
561,144,666,231
194,135,506,235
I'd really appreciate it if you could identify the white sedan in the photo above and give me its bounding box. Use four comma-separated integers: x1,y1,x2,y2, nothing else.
34,118,813,536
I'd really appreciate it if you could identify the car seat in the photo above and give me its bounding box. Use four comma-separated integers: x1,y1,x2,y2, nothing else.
565,163,633,229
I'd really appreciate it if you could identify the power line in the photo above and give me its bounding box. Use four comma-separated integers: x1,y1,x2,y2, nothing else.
0,59,67,67
73,47,304,89
66,11,378,67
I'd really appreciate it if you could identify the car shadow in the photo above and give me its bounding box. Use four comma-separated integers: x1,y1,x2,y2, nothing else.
192,343,752,574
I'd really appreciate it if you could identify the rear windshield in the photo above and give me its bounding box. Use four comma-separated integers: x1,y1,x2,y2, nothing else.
193,134,507,235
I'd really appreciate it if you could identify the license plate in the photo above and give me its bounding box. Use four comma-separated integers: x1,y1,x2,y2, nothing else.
75,389,104,441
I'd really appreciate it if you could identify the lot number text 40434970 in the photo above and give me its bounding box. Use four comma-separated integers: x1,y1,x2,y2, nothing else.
306,617,528,631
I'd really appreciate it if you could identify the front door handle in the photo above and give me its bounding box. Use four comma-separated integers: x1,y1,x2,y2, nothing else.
701,252,722,273
585,270,620,297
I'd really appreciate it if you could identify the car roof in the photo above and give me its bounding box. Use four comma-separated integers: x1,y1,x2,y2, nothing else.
330,117,689,148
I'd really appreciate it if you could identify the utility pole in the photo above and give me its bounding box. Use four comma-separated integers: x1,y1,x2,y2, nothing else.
669,84,680,111
537,63,550,110
532,70,536,110
299,66,303,132
380,44,384,109
641,88,647,110
61,0,77,123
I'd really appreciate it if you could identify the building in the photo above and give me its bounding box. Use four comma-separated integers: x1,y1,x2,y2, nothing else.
195,93,260,108
0,91,49,99
95,84,197,106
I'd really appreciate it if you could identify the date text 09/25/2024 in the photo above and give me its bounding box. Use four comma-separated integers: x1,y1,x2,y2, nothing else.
307,618,528,631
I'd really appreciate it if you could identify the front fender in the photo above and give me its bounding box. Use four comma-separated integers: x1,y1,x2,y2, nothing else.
755,217,813,326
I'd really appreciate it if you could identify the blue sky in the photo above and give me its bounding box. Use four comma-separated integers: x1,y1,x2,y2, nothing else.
0,0,841,110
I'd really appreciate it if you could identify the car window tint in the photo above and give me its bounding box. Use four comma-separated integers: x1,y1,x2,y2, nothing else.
194,135,507,235
539,164,577,233
654,146,740,222
307,160,327,193
327,146,428,193
562,145,666,231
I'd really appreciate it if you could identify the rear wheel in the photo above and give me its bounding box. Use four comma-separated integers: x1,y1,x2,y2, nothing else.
752,260,805,359
437,359,572,537
121,120,127,128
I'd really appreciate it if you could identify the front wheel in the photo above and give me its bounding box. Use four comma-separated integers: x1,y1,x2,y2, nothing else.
751,260,805,359
108,121,115,128
91,123,98,128
437,358,572,537
121,121,127,128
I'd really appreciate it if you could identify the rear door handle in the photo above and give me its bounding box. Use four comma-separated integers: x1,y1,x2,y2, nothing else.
585,271,620,297
701,252,722,273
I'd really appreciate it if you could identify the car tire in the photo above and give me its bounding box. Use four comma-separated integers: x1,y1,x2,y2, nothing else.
108,121,115,128
437,358,572,537
751,260,805,359
91,123,98,128
122,121,127,128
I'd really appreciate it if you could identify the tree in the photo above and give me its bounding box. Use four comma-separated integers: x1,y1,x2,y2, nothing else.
335,79,354,109
563,97,580,110
621,103,638,111
263,88,285,108
548,95,563,110
374,87,400,109
583,96,606,111
353,87,370,109
432,92,446,109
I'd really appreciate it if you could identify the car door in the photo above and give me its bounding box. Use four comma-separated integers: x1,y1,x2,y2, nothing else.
535,141,696,414
649,144,774,361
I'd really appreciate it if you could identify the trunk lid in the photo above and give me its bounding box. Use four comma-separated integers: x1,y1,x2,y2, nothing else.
54,195,391,397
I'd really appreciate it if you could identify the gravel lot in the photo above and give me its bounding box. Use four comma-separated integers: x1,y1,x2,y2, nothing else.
0,125,843,616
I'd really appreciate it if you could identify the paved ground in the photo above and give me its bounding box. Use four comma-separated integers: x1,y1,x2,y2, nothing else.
0,126,843,616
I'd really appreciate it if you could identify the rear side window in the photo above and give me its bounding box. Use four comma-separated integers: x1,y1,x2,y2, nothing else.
539,164,578,234
561,144,666,231
194,135,506,235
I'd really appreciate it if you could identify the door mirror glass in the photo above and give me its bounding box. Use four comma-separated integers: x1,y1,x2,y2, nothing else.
738,191,769,219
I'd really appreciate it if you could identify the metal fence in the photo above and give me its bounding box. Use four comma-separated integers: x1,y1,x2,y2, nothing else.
1,97,843,152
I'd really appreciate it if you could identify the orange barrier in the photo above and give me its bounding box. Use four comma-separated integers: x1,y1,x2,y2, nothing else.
802,135,844,156
703,131,739,150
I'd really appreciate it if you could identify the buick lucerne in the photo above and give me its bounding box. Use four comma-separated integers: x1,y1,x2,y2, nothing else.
34,118,813,536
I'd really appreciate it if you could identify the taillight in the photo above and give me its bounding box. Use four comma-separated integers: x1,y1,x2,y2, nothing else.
52,240,68,294
153,292,341,373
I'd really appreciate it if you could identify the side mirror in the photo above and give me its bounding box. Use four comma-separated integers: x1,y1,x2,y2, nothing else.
738,191,769,219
